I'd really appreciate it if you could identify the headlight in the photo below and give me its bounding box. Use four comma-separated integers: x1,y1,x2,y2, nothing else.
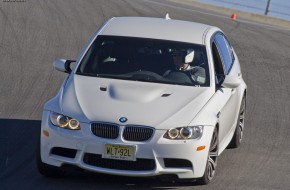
50,112,80,130
168,128,179,139
164,126,203,140
180,127,193,139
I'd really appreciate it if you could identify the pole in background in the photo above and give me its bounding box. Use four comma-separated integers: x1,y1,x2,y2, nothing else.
265,0,272,15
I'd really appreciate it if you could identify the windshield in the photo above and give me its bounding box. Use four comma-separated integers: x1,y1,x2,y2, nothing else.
76,35,210,86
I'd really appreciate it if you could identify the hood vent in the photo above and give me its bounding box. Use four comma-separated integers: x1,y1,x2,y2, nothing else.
100,86,107,91
161,93,171,97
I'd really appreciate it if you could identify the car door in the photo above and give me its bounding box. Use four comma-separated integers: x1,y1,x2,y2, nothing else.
211,33,240,149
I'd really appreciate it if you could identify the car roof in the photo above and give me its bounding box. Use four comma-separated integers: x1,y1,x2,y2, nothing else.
99,17,215,45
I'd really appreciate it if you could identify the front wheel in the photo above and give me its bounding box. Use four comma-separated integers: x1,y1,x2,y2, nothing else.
228,96,246,149
196,127,218,185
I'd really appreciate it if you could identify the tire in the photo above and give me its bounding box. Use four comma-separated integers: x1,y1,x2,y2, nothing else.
228,96,246,149
36,138,65,178
196,127,218,185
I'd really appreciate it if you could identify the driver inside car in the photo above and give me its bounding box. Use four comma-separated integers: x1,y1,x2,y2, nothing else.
164,49,206,85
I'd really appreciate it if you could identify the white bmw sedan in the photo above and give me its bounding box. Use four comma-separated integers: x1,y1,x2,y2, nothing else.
37,16,247,185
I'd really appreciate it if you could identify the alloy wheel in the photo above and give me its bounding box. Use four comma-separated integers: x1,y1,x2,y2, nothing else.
207,128,218,181
238,99,246,143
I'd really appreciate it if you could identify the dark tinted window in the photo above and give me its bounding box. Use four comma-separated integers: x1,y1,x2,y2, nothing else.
76,35,210,87
215,34,233,74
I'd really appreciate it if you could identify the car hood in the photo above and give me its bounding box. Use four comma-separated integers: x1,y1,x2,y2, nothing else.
61,75,214,129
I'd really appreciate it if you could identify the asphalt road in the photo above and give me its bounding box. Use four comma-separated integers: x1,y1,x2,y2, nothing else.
1,0,290,189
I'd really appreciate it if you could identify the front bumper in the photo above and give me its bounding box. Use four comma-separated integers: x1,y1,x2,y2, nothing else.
40,111,214,179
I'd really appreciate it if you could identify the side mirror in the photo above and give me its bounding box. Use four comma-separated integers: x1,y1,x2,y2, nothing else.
221,75,241,88
53,59,76,73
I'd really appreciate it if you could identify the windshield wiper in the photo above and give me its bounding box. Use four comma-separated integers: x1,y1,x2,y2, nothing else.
131,74,158,82
96,74,131,80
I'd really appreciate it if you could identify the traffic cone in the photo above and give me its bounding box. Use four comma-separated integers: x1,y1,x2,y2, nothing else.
231,13,237,20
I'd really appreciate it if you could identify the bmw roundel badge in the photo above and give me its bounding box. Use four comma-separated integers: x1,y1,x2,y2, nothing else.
119,117,128,123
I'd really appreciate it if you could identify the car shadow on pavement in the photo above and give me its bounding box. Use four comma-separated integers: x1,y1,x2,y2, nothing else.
0,119,41,188
37,171,203,189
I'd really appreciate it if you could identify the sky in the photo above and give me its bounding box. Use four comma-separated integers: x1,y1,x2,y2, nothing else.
192,0,290,21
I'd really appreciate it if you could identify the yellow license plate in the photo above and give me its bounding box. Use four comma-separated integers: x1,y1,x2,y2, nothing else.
103,144,136,161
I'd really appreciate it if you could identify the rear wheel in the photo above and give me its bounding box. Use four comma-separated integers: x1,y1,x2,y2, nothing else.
196,127,218,185
228,96,246,149
36,138,65,178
